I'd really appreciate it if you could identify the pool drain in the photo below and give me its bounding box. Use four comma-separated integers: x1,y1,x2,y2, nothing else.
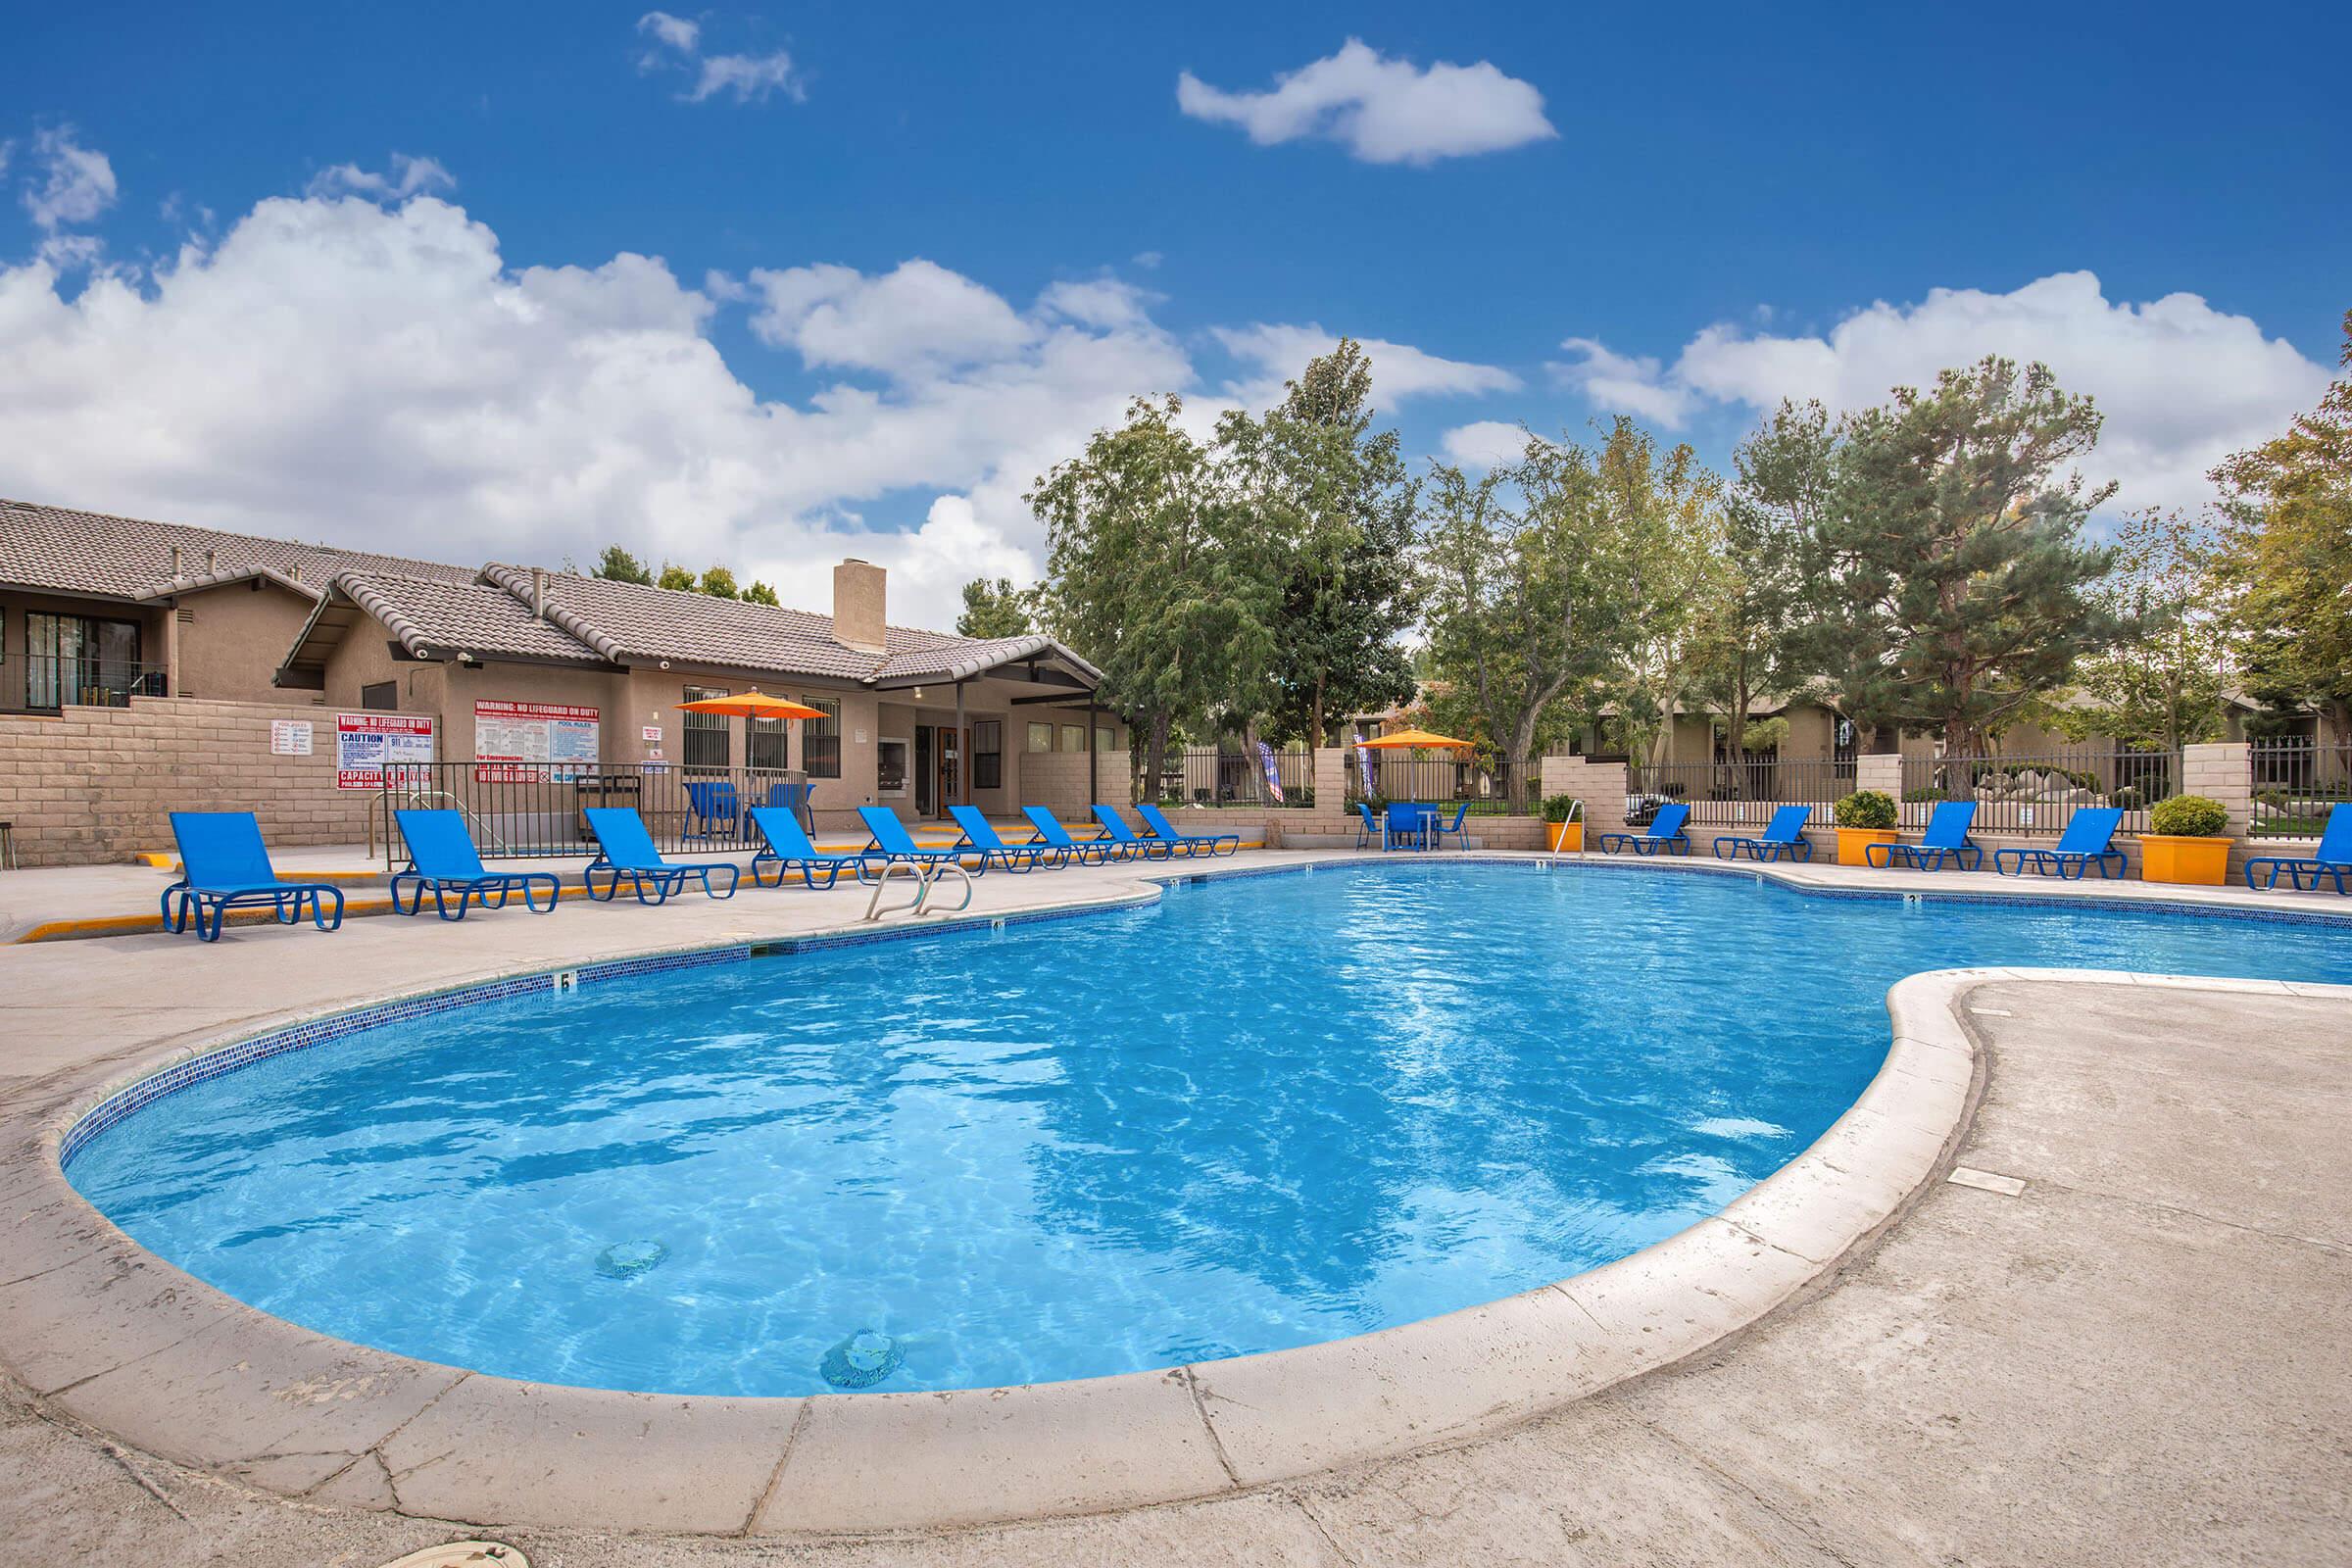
820,1329,905,1389
595,1240,669,1279
375,1544,528,1568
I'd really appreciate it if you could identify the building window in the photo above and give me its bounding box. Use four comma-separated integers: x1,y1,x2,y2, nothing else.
972,720,1004,790
361,680,397,711
24,612,147,710
1096,725,1115,755
803,697,841,778
749,715,789,771
682,685,731,769
1027,720,1054,753
1061,723,1084,754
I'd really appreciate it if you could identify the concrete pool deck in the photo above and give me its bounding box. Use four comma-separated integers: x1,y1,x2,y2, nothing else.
2,850,2349,1562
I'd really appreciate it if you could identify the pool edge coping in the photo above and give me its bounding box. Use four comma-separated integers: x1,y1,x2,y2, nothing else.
6,857,2352,1537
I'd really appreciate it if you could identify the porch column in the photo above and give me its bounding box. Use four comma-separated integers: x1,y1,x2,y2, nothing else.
1087,700,1099,804
954,681,966,807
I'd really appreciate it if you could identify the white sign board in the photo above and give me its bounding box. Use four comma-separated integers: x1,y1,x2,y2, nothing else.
473,700,601,782
335,713,435,790
270,720,313,756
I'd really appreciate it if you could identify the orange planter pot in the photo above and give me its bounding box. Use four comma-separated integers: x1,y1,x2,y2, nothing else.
1836,827,1900,867
1547,820,1583,853
2138,834,2229,885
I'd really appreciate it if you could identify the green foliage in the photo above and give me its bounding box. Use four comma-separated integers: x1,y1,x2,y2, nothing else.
956,576,1035,639
591,545,654,585
656,562,697,592
1903,787,1949,804
2056,509,2233,752
741,579,780,607
1834,790,1897,830
1586,419,1725,766
699,565,740,600
2149,794,2228,837
1540,793,1582,823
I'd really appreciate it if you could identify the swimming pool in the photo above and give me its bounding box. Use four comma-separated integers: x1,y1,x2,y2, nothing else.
64,861,2352,1397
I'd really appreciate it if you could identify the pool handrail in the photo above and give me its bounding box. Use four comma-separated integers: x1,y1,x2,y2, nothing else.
1020,806,1127,864
391,808,560,919
1712,805,1814,862
581,808,741,904
1090,806,1177,860
1594,800,1691,857
1134,802,1240,858
947,805,1056,872
1991,807,2128,880
858,806,977,874
2243,802,2352,895
162,811,346,942
747,806,879,890
1867,800,1984,871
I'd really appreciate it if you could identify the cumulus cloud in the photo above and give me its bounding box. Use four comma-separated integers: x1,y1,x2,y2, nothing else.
1214,321,1519,408
748,259,1037,374
1440,420,1533,469
637,12,803,104
21,125,117,231
1177,38,1555,165
304,154,455,202
1559,272,2333,511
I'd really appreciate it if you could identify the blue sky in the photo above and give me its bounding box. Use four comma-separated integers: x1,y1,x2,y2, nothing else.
5,3,2346,625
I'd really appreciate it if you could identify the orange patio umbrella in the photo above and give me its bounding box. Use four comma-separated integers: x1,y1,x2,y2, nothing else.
1355,727,1475,751
674,691,826,721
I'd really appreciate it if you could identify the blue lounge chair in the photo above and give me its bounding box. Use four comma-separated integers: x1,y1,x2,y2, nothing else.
1135,802,1239,858
2244,802,2352,895
1867,800,1984,871
1432,802,1472,851
948,805,1055,872
582,808,740,903
1712,805,1815,862
1594,801,1691,856
1022,806,1128,865
1090,806,1177,860
1354,803,1383,850
682,780,744,844
162,811,345,942
1992,807,2127,880
858,806,978,875
748,806,878,890
391,808,560,919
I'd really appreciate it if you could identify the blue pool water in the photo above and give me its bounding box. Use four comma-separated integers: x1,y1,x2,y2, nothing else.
68,862,2352,1396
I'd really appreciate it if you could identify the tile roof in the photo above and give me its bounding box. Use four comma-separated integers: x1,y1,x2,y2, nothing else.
0,497,474,602
338,572,611,664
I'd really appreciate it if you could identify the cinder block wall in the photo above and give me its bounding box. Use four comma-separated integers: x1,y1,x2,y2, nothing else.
0,697,433,866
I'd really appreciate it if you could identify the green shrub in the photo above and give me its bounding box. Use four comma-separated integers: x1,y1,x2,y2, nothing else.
2149,794,2228,837
1903,787,1948,804
1540,794,1582,824
1835,790,1897,830
1292,785,1315,808
2110,786,2144,811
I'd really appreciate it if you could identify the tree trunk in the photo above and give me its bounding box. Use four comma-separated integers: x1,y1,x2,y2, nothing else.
1145,710,1171,807
1310,674,1327,752
1506,710,1540,813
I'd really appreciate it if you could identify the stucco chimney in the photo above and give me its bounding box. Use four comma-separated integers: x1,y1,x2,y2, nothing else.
532,565,549,620
832,559,887,653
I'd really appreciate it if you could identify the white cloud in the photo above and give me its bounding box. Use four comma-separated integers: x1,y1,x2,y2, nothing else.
1037,277,1158,331
1440,420,1533,469
1177,38,1555,166
636,10,699,55
21,125,117,231
637,13,803,104
304,154,455,202
748,259,1038,374
1549,337,1702,428
1560,272,2333,511
1214,322,1519,408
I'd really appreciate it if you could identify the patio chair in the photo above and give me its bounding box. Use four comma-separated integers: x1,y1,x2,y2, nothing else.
1712,805,1815,863
1354,803,1383,850
1432,802,1472,851
1593,801,1691,857
858,806,982,876
582,808,741,904
390,808,560,920
748,806,879,890
162,811,346,943
2243,802,2352,895
1992,807,2127,881
948,805,1056,872
1872,804,1984,879
1021,805,1128,865
682,780,745,844
1867,801,1984,871
1089,806,1178,861
1135,802,1240,858
1384,802,1434,852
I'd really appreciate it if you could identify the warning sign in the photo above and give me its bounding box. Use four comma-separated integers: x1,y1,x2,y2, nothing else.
335,713,435,789
474,700,601,781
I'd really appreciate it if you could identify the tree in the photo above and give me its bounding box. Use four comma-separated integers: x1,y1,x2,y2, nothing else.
592,545,654,584
956,576,1035,639
742,579,781,606
1691,407,1817,774
2212,311,2352,744
1029,395,1277,797
1800,357,2123,757
2054,509,2233,754
1583,419,1722,766
699,565,741,599
656,562,697,592
1217,339,1420,745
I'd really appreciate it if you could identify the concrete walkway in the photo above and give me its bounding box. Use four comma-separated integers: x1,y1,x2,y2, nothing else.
2,859,2348,1565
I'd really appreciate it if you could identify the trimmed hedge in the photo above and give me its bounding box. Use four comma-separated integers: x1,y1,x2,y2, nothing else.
2149,794,2229,837
1835,789,1898,830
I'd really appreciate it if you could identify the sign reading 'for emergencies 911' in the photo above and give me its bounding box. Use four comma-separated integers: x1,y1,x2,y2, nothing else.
473,700,601,782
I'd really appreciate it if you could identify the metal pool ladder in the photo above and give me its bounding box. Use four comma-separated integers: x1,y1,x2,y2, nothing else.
861,858,974,922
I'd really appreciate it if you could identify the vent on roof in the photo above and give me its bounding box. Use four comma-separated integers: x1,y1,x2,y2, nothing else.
205,548,218,572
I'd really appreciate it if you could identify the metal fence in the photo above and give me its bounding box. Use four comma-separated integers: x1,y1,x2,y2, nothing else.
1144,747,1314,808
1625,756,1851,827
373,762,820,861
1343,751,1528,814
10,656,168,711
1899,748,2178,835
2249,741,2352,839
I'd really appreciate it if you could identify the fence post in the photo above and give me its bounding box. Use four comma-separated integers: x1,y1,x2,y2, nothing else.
1856,753,1903,803
2181,741,2254,877
1541,754,1628,844
1312,747,1348,816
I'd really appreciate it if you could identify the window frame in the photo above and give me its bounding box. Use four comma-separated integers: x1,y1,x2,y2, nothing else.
681,684,732,770
802,696,842,778
972,718,1004,790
